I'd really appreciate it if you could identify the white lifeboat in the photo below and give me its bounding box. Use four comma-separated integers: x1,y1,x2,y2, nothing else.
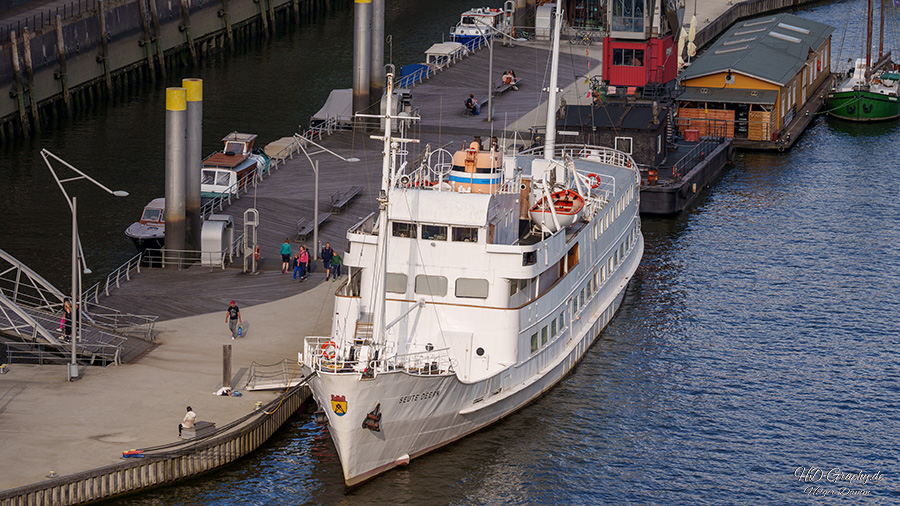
529,188,585,232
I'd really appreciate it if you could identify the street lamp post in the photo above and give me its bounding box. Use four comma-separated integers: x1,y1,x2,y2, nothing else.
42,149,128,381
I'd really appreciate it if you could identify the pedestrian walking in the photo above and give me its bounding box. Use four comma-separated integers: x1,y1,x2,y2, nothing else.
321,242,334,281
226,301,241,339
299,246,310,281
179,406,196,437
330,253,343,280
280,238,292,274
292,252,302,280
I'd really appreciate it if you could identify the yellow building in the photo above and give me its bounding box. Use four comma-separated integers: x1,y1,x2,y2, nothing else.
677,13,833,142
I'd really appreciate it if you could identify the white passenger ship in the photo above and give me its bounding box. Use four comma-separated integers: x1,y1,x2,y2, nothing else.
300,2,643,486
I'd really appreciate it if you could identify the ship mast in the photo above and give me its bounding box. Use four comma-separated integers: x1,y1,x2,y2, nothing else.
866,0,873,75
542,0,564,161
359,73,418,348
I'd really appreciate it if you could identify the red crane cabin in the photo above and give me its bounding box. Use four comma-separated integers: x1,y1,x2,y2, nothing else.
602,35,676,88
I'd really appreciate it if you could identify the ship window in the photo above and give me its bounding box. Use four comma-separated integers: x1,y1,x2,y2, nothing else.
531,333,539,353
509,279,519,296
224,141,244,154
551,319,558,337
541,326,548,346
386,273,408,294
456,278,489,299
216,172,230,186
587,278,593,296
610,0,645,33
523,250,537,266
615,137,633,154
612,47,645,66
201,169,216,185
558,312,565,330
452,226,479,242
415,275,448,296
600,265,606,283
580,288,585,308
392,222,417,238
141,208,162,222
422,224,447,241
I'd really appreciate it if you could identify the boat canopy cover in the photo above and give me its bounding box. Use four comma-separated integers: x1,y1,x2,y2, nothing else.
311,88,353,124
426,42,466,60
678,87,778,105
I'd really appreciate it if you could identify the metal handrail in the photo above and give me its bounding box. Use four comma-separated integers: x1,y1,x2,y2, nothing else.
1,0,94,43
200,168,262,219
81,252,143,303
142,233,243,270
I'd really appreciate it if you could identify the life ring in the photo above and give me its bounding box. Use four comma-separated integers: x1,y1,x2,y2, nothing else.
586,173,601,188
322,341,337,360
253,246,260,262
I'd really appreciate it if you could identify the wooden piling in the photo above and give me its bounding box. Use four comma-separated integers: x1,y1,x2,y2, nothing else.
21,27,41,132
97,0,113,96
9,32,31,138
267,0,276,36
55,15,73,116
138,0,156,83
219,0,235,53
179,0,198,66
148,0,167,81
257,0,270,39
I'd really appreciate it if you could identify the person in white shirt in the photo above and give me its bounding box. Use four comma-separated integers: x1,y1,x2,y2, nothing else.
179,406,196,436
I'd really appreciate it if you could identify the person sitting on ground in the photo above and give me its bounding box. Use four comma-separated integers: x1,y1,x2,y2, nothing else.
465,94,480,115
179,406,196,436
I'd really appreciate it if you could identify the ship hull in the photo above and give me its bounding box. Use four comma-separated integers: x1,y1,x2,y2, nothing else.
305,236,643,486
827,89,900,122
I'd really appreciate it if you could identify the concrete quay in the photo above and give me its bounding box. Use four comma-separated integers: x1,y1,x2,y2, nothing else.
0,280,335,501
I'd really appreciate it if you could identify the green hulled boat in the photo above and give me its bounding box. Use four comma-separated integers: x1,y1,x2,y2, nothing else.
827,0,899,122
828,66,900,121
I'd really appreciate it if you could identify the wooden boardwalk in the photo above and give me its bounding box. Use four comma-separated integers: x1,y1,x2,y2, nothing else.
98,40,585,322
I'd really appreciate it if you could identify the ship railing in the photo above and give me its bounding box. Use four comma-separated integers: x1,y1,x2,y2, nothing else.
347,211,378,236
520,144,637,171
302,337,453,376
141,233,243,270
371,347,454,376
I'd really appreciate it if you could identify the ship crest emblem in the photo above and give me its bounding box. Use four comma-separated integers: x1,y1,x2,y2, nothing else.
331,394,347,416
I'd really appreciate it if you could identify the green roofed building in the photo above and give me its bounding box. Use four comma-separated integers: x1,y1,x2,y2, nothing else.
676,12,834,142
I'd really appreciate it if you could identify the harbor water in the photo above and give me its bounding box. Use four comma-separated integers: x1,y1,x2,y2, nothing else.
3,0,900,503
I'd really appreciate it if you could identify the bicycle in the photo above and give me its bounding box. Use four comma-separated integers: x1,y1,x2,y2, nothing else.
569,30,594,46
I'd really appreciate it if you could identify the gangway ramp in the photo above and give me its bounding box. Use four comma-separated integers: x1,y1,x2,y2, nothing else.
246,359,305,391
0,248,157,364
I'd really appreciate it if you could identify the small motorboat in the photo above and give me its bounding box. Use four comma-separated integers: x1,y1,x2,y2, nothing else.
200,132,267,198
450,7,508,44
124,198,165,253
